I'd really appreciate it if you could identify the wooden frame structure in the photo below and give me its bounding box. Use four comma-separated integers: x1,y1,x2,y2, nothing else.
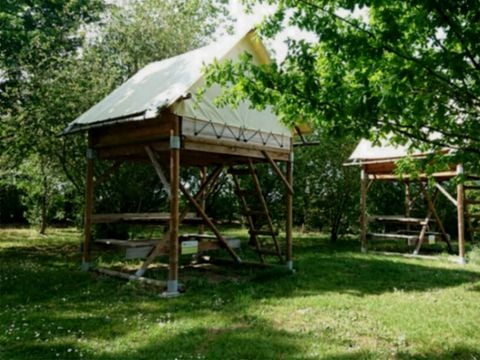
63,30,301,295
79,110,294,295
353,155,479,263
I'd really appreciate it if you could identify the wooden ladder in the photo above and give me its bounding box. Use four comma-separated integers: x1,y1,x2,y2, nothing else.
464,183,480,242
229,159,283,263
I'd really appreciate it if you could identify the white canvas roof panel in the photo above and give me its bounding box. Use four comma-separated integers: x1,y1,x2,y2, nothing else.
348,138,453,163
62,29,291,137
349,139,410,160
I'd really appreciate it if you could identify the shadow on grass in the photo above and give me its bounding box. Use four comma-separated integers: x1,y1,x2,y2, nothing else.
324,345,480,360
1,234,480,359
4,321,314,360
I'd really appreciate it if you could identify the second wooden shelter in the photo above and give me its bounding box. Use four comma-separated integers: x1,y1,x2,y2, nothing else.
346,139,480,263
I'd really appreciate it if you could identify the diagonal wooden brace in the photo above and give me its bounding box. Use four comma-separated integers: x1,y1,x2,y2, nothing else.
420,184,453,252
434,181,458,206
145,145,171,197
262,150,294,195
137,165,224,275
180,183,242,263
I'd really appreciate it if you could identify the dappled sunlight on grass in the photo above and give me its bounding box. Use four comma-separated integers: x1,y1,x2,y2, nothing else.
1,228,480,359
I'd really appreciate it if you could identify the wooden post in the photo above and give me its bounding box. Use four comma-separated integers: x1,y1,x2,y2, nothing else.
360,167,368,253
82,134,95,271
166,118,181,295
405,181,411,232
286,150,293,271
199,167,207,234
457,163,466,264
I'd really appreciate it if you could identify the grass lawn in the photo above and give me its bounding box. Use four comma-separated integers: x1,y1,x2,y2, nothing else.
1,227,480,359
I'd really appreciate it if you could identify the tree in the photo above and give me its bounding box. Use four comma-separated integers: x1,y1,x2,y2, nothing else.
0,0,106,231
0,0,233,231
294,134,359,240
206,0,480,166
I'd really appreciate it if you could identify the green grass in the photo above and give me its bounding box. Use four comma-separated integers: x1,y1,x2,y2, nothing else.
1,228,480,359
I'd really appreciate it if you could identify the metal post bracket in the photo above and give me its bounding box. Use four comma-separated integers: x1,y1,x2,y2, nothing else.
170,136,181,150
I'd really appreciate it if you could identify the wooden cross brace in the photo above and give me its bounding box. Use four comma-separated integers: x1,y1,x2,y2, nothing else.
137,154,241,276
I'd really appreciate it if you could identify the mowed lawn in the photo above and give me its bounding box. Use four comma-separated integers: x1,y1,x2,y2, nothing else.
1,228,480,359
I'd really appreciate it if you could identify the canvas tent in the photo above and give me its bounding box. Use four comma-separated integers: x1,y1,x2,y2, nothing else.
64,29,297,295
63,30,291,149
346,139,480,263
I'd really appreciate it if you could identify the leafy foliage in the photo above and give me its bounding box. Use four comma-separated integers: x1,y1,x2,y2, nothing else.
207,0,480,165
0,0,232,231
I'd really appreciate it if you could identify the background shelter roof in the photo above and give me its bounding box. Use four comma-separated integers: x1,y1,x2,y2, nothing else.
347,138,453,164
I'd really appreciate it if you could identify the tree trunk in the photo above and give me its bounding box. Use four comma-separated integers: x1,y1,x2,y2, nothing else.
39,168,48,235
330,214,341,242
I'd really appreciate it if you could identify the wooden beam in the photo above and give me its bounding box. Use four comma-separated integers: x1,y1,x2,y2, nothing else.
405,181,411,232
360,168,368,252
457,164,466,263
167,118,181,294
179,182,242,263
286,151,293,269
96,268,171,288
414,210,433,255
91,212,203,224
145,145,171,197
96,140,170,160
91,116,173,149
183,136,290,162
434,181,458,206
179,165,223,222
262,150,294,195
420,184,452,252
368,171,457,181
198,167,207,234
230,168,265,263
136,165,223,276
366,179,374,193
248,159,283,261
82,135,94,270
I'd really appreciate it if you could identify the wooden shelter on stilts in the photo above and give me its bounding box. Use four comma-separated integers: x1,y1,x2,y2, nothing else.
62,30,301,296
346,139,480,264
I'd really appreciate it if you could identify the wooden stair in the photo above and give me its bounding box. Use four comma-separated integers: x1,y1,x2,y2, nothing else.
229,161,283,263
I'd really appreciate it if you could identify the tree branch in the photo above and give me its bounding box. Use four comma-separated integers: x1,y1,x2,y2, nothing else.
292,0,480,105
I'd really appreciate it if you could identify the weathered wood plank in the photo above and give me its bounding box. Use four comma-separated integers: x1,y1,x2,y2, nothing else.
262,150,294,195
91,212,203,224
82,134,94,269
367,233,418,241
95,268,172,288
368,215,433,226
183,136,290,162
91,116,173,149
